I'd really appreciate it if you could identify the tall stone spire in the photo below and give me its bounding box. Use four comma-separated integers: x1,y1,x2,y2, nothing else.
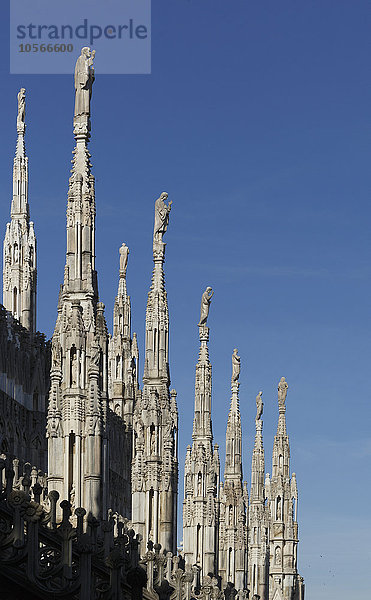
47,48,110,519
183,289,220,588
132,192,178,553
108,243,139,516
3,88,37,332
218,350,248,591
268,377,304,600
248,391,269,598
108,243,139,424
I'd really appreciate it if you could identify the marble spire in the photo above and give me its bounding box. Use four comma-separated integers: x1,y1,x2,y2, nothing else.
268,377,304,600
108,243,139,517
3,88,37,332
183,290,220,587
47,49,110,520
218,350,248,591
132,192,178,554
248,391,269,598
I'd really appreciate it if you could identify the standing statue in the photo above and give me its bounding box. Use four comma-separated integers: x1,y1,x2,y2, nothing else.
256,391,263,420
231,348,240,382
119,243,129,276
74,47,95,118
277,376,288,407
17,88,26,128
198,287,214,326
153,192,172,242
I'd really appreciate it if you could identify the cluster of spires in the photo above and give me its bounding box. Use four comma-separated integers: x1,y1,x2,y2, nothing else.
2,49,304,600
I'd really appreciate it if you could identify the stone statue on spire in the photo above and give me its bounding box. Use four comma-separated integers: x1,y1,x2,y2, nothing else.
198,286,214,326
278,376,288,407
119,242,129,276
153,192,172,243
256,391,263,420
17,88,26,129
74,47,95,119
231,348,240,382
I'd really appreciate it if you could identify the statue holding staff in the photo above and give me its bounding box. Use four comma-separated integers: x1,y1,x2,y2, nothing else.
198,286,214,326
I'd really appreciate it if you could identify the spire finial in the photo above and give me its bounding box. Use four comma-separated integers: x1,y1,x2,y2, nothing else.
15,88,26,157
73,47,95,134
231,348,240,383
256,391,263,421
119,242,129,277
153,192,172,247
277,376,288,413
198,286,213,327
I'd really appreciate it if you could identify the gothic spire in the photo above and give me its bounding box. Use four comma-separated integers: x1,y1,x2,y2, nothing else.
192,287,214,444
224,349,242,482
47,49,110,520
143,192,172,384
272,376,290,479
183,289,220,586
3,88,37,332
250,391,265,503
132,192,178,554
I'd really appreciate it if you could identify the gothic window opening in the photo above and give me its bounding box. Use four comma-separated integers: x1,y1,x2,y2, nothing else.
116,355,120,380
196,523,201,563
13,287,18,316
228,547,232,581
279,454,283,470
197,472,202,496
70,345,77,387
149,488,154,540
68,433,76,494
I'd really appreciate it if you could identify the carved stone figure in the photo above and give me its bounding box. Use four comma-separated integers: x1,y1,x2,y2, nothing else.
74,47,95,118
231,348,240,382
278,376,288,407
153,192,172,242
90,341,100,367
52,341,60,368
256,391,263,420
17,88,26,128
119,243,129,275
275,546,282,566
198,287,214,326
150,429,157,454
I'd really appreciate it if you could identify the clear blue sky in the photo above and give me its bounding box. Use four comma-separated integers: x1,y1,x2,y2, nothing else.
1,2,370,598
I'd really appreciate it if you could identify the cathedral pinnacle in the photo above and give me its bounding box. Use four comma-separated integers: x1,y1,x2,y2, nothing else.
3,87,36,331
